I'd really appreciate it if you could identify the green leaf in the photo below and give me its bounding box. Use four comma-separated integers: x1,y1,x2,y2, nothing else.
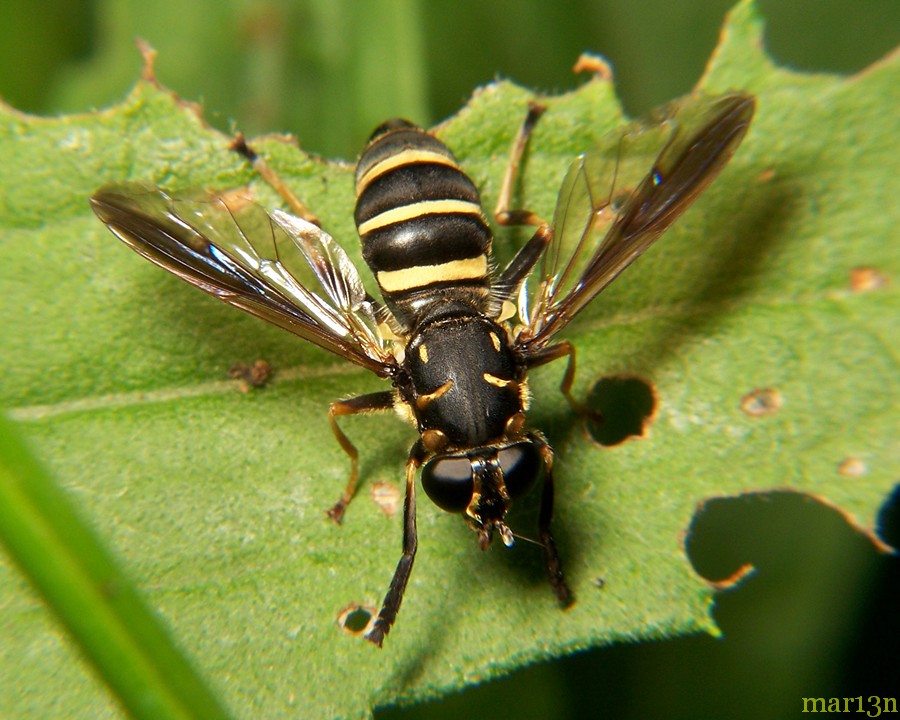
1,1,897,717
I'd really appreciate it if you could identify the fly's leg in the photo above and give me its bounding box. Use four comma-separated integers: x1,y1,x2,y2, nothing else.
494,101,549,228
529,431,574,607
231,133,320,226
493,102,554,298
365,440,426,647
525,341,602,424
327,391,396,523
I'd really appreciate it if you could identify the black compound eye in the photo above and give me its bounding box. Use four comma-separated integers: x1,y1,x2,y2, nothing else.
497,442,541,500
421,456,473,513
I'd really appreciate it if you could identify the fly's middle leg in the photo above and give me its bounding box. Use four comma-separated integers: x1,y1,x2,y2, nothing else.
326,390,395,523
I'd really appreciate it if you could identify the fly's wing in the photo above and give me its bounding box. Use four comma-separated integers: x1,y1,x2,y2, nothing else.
90,184,398,378
517,93,755,351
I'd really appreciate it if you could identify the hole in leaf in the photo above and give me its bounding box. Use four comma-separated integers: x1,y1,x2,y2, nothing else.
584,375,656,446
685,489,900,695
337,604,375,636
877,483,900,551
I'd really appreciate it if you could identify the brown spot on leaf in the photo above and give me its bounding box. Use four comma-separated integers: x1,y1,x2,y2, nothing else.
229,359,273,392
838,457,868,477
371,481,401,517
740,387,782,417
849,266,889,292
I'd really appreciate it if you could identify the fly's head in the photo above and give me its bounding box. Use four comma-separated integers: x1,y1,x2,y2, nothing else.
419,438,543,550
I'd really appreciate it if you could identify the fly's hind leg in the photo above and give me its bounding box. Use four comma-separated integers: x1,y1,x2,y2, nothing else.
495,101,548,229
525,341,603,425
327,390,396,523
494,102,554,297
230,133,321,226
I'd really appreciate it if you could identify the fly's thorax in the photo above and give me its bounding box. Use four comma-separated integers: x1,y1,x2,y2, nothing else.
354,119,493,327
401,309,525,448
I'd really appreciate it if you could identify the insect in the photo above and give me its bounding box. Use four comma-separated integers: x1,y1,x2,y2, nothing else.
90,91,755,646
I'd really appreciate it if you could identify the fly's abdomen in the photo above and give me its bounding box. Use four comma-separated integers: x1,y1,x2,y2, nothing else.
355,119,492,325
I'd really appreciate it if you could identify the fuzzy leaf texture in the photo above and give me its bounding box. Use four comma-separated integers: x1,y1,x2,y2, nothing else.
1,2,898,718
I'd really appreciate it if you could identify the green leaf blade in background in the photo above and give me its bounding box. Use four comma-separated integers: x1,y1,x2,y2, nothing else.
1,1,898,717
0,414,234,720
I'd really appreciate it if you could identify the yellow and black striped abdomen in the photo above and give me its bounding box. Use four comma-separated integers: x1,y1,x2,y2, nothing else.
355,119,492,326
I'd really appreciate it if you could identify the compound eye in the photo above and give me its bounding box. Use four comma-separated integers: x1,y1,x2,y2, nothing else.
421,456,473,513
497,442,541,500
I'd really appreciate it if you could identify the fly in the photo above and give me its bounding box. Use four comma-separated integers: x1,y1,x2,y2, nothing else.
90,91,755,646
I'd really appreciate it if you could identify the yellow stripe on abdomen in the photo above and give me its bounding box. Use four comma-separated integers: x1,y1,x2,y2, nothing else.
355,148,460,196
358,199,485,236
377,255,488,293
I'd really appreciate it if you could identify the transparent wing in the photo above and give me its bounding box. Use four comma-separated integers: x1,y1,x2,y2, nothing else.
90,184,399,378
518,92,755,350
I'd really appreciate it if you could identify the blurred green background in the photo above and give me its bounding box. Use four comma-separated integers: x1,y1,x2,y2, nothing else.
1,1,897,718
2,0,898,158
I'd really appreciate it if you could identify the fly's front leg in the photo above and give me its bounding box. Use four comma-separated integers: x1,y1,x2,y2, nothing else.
529,431,574,607
365,440,427,647
525,341,601,423
230,133,321,226
327,390,395,523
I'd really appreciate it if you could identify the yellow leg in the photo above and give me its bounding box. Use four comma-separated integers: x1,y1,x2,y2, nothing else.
326,391,395,523
494,101,549,228
526,341,602,423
